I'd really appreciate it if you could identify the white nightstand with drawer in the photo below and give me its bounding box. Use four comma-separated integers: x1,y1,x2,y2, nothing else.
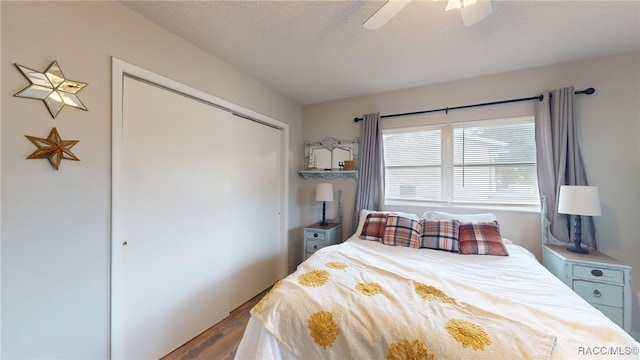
542,244,632,332
303,222,342,261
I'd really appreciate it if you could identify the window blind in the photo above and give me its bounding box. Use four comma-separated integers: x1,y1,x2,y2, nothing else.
383,116,538,207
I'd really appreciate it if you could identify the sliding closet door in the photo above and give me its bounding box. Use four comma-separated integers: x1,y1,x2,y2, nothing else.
112,76,282,359
226,115,282,307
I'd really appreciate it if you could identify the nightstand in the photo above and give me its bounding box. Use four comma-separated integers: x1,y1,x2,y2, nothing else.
303,222,343,261
542,244,632,332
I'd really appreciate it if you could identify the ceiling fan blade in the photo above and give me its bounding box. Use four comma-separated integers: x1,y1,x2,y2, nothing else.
363,0,411,30
460,0,492,26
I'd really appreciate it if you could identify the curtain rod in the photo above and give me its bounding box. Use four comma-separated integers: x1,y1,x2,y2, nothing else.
353,87,595,123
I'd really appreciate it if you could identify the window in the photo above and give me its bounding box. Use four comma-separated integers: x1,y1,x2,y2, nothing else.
383,116,538,208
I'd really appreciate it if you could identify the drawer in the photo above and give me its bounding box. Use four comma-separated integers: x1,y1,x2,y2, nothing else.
591,303,624,328
573,280,623,308
573,264,623,284
306,239,326,254
305,230,326,241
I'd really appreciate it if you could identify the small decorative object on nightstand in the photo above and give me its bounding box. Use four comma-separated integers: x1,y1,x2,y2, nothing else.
303,222,342,261
542,244,632,332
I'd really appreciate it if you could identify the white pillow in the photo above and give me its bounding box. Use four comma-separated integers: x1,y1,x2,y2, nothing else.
423,210,497,222
354,209,420,238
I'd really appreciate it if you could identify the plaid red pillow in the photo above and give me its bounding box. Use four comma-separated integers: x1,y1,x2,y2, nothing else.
360,213,388,241
382,214,421,248
458,221,509,256
420,219,460,252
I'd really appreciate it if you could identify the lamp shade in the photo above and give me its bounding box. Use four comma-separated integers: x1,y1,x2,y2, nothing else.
558,185,601,216
315,183,334,202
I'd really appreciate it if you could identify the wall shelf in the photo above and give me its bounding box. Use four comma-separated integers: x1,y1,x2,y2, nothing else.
298,170,358,180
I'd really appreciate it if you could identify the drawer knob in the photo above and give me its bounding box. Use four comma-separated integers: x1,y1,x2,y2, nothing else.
313,233,318,238
313,245,318,249
591,269,603,277
593,289,601,297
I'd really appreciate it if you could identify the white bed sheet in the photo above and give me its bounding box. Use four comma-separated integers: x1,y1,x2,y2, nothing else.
236,238,639,359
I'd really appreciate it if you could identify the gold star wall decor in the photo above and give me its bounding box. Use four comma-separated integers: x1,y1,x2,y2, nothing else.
25,127,79,170
14,60,88,118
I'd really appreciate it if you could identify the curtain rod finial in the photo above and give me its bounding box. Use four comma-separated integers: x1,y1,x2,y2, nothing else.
354,117,361,123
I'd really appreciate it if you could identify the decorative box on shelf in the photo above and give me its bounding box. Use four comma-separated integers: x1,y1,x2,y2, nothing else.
343,160,355,170
303,222,343,261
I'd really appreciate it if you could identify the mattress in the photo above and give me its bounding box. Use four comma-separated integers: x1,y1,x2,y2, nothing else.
236,238,639,359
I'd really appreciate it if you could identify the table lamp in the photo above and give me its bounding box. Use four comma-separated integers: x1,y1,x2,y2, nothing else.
315,183,334,226
557,185,601,254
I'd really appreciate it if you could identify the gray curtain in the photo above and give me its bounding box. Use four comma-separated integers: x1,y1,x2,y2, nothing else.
535,86,597,249
351,113,385,234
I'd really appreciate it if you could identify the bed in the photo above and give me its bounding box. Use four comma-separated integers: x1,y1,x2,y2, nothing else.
235,209,639,359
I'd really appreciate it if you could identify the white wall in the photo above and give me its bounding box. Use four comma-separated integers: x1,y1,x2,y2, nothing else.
0,2,302,358
302,51,640,333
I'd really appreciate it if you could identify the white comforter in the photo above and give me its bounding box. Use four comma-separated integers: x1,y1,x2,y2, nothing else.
236,238,639,359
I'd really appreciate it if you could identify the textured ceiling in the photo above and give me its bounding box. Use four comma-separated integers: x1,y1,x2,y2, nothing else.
120,1,640,105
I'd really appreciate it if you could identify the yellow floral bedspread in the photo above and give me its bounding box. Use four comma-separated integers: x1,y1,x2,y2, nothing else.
251,241,557,359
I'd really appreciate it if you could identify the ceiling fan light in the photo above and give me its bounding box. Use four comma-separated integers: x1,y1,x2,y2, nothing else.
461,0,492,26
446,0,480,11
363,0,411,30
445,0,462,11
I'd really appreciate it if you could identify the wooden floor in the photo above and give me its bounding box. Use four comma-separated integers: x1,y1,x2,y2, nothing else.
161,288,268,360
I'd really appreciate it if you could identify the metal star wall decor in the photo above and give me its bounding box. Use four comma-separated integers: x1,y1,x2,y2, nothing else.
14,60,88,118
25,127,80,170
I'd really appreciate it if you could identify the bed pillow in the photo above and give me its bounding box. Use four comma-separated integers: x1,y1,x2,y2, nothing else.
355,209,419,238
360,213,388,242
382,214,421,248
423,210,497,223
420,219,460,252
458,221,509,256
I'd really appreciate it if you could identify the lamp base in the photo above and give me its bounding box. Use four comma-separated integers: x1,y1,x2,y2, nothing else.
567,241,589,254
567,244,589,254
319,201,328,226
566,215,589,254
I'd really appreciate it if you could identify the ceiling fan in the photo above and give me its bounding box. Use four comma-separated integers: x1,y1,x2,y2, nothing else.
363,0,493,30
